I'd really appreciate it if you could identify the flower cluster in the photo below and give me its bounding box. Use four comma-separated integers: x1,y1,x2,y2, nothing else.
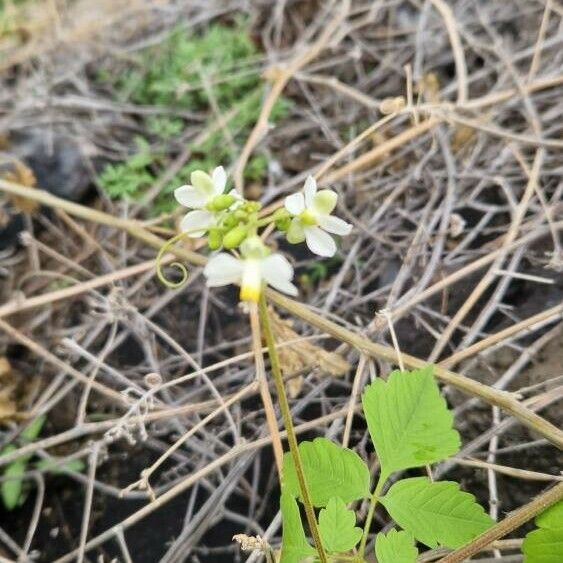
170,166,352,302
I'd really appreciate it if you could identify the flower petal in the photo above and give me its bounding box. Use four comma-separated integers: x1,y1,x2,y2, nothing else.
240,259,263,302
286,218,306,244
311,189,338,215
180,209,215,237
212,166,227,195
285,192,305,216
317,214,353,236
303,176,317,207
304,225,336,257
204,253,244,286
174,185,208,208
261,254,298,296
190,170,214,194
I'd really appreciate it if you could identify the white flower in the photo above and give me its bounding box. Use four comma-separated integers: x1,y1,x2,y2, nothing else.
284,176,352,257
203,237,298,302
174,166,239,237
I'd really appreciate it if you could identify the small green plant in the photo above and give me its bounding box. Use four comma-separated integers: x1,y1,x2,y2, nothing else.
279,366,495,562
522,501,563,563
1,415,84,510
97,137,154,199
97,22,291,212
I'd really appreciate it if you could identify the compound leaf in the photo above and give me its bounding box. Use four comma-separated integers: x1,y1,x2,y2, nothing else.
522,528,563,563
362,366,460,476
522,501,563,563
318,497,362,553
283,438,370,507
375,529,418,563
536,501,563,529
380,477,494,548
280,490,316,563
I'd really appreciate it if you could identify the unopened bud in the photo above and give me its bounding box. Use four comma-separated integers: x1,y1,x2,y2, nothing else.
234,208,248,221
273,208,291,231
222,214,237,229
208,229,223,250
223,225,247,249
208,193,236,212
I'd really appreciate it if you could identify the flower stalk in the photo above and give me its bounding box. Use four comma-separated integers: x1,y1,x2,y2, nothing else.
258,294,328,563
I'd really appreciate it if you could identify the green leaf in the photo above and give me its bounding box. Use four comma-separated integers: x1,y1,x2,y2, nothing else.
522,501,563,562
375,529,418,563
522,527,563,563
282,438,370,507
380,477,494,548
1,451,26,511
280,490,316,563
21,415,46,442
318,497,362,553
536,501,563,529
362,366,460,476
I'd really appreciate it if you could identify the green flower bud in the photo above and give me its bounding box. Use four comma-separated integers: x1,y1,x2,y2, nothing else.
208,193,236,212
223,225,248,249
208,229,223,250
222,214,237,229
234,209,248,221
241,201,262,213
273,208,291,231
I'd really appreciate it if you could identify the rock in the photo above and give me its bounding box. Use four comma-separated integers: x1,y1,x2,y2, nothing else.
8,130,90,200
0,130,90,250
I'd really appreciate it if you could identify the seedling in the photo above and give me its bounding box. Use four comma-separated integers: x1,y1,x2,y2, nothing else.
1,415,84,510
279,367,495,562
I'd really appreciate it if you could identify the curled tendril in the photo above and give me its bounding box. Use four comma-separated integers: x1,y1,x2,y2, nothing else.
156,231,191,289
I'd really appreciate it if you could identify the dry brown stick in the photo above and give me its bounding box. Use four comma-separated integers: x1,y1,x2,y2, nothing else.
461,73,563,110
418,539,523,562
323,117,440,183
0,318,125,404
428,149,545,362
440,302,563,368
248,302,284,477
0,255,174,319
429,0,468,103
452,457,563,482
438,482,563,563
266,291,563,450
1,180,562,448
51,405,361,563
233,0,351,192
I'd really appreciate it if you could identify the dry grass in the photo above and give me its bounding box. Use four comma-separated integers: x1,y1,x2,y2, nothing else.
0,1,562,561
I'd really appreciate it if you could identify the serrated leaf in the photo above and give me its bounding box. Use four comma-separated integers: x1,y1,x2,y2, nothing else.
375,529,418,563
380,477,494,548
283,438,370,507
318,497,362,553
522,527,563,563
522,501,563,563
280,490,316,563
536,501,563,529
362,367,460,476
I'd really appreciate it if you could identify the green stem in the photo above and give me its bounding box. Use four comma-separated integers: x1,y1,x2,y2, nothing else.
256,215,276,227
258,294,328,563
358,470,388,559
